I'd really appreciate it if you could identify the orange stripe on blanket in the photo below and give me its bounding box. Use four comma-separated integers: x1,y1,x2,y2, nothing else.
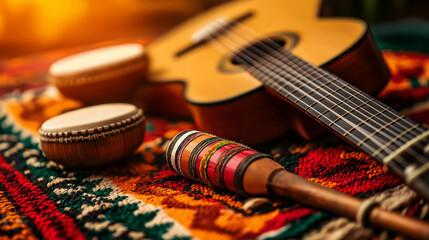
106,166,279,240
0,190,38,240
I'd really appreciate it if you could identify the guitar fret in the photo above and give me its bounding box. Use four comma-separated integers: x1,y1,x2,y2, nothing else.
287,77,333,100
294,90,308,103
299,82,323,97
282,55,408,139
356,116,405,147
253,50,425,159
304,100,319,111
282,50,333,79
304,88,333,111
239,44,429,204
286,63,324,82
345,108,390,132
284,88,298,98
250,63,327,113
295,62,323,75
317,91,361,118
293,80,346,107
293,84,326,103
249,61,343,129
285,82,308,99
371,123,420,157
312,85,353,118
383,130,429,167
328,91,364,127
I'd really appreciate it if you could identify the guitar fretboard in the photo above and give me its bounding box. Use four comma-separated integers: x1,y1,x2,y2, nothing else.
234,43,429,181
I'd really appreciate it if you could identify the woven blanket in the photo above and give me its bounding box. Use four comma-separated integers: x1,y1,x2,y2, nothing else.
1,40,429,239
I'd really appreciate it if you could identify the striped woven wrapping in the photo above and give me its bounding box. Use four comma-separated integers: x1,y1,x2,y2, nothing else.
0,45,429,239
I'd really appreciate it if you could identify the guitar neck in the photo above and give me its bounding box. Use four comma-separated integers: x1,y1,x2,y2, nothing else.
236,44,429,199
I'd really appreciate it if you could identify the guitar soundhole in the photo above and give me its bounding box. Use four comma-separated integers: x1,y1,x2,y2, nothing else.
231,37,286,66
218,32,298,73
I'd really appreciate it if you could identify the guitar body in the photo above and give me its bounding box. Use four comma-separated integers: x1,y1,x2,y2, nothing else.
138,0,389,144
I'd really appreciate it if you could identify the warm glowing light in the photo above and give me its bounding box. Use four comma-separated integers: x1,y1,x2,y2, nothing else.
0,0,214,59
3,0,88,44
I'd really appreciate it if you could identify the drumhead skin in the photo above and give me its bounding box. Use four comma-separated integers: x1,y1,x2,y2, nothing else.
39,103,146,167
50,44,145,77
49,44,148,104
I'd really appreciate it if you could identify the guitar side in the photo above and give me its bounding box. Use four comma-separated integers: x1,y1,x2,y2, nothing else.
137,0,389,144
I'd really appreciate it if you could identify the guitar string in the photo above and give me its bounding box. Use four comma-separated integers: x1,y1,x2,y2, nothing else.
277,49,424,140
202,24,390,162
232,23,424,144
224,22,426,162
218,23,429,167
203,21,428,169
229,22,428,164
208,25,404,156
228,29,415,144
232,22,422,136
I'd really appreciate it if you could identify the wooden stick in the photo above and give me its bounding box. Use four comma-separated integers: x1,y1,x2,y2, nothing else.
244,158,429,240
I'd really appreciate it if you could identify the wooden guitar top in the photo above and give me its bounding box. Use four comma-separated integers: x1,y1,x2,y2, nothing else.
146,0,366,104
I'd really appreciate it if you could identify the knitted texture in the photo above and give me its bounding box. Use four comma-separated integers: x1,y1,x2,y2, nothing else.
0,47,429,239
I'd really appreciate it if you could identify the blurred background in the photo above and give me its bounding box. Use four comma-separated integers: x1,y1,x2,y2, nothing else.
0,0,427,61
0,0,227,61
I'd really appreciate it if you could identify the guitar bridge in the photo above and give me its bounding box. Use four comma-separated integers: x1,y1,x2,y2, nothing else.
176,11,254,57
191,17,230,43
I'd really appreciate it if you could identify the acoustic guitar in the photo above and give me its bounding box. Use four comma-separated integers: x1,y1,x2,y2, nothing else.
139,0,429,201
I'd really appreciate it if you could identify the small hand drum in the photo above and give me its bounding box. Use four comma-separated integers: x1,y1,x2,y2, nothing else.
49,44,148,104
39,103,145,167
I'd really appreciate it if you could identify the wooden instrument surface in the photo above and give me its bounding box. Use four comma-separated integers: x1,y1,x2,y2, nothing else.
147,0,366,103
140,0,389,144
